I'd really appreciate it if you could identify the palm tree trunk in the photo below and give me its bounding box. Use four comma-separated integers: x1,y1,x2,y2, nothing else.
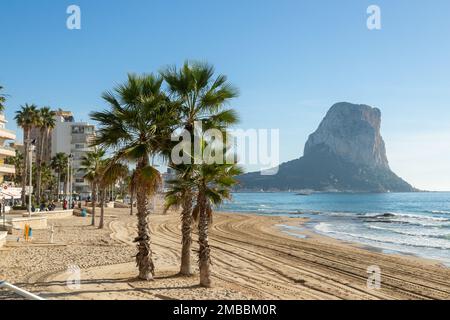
180,195,193,276
99,189,105,229
134,157,155,280
36,128,45,205
22,128,29,206
57,172,61,201
91,182,97,226
130,187,134,216
64,174,68,201
198,192,212,288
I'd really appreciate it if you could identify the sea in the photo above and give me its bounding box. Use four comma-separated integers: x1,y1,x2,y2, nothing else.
220,192,450,266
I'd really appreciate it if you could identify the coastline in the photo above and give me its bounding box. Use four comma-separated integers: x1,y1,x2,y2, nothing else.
1,208,449,300
270,213,449,268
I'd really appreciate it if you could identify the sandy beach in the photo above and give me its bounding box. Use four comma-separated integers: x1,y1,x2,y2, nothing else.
1,207,449,300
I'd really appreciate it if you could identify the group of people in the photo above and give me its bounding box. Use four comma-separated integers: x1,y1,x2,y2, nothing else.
30,199,79,212
62,199,77,210
31,201,57,213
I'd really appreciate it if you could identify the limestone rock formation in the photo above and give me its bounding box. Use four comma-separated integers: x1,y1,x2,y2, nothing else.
238,102,415,193
304,103,389,169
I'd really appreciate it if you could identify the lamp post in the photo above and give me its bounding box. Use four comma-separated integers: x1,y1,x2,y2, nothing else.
25,139,36,218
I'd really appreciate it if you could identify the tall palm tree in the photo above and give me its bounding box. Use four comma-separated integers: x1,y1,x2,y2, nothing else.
192,162,242,287
98,160,128,229
36,107,56,204
0,85,7,112
51,153,68,201
90,73,177,280
79,148,105,226
15,104,40,205
162,61,239,276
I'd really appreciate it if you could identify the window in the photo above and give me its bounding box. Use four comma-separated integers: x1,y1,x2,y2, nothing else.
72,126,85,134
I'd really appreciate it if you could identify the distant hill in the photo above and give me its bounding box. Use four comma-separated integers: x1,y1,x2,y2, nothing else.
238,102,415,193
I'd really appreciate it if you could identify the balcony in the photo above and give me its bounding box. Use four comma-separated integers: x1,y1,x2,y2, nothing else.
0,127,16,140
0,145,16,157
71,133,95,144
71,147,94,153
0,164,15,174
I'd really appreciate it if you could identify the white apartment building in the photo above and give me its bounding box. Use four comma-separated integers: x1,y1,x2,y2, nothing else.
0,113,16,184
51,111,95,199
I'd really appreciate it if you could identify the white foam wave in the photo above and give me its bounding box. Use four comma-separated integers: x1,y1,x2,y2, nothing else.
314,223,450,250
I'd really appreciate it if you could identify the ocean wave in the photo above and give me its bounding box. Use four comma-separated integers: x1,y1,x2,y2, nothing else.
314,223,450,250
367,224,450,239
359,212,450,227
428,210,450,215
362,212,449,221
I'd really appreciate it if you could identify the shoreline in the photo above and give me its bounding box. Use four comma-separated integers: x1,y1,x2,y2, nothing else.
253,211,450,269
1,208,449,300
267,213,449,269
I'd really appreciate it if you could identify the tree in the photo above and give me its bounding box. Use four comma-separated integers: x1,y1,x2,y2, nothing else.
164,165,195,275
0,85,7,112
40,164,56,201
192,162,242,287
127,169,137,216
79,148,105,226
5,150,24,186
91,73,177,280
162,61,239,276
35,107,56,204
15,104,40,204
51,153,68,201
98,160,128,229
32,163,54,202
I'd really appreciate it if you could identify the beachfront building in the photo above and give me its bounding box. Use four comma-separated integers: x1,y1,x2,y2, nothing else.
30,110,96,199
0,113,17,184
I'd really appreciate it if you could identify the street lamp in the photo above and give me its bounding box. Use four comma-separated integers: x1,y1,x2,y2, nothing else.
25,139,36,217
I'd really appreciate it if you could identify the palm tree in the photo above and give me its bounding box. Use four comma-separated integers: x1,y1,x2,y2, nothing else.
162,61,239,276
32,163,54,202
164,165,196,275
98,160,128,229
0,86,7,112
90,73,177,280
6,150,24,186
36,107,56,204
79,148,105,226
192,162,242,287
51,153,68,201
15,104,40,205
40,164,56,201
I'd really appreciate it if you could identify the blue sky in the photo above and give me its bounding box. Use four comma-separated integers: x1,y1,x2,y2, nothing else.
1,0,450,190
